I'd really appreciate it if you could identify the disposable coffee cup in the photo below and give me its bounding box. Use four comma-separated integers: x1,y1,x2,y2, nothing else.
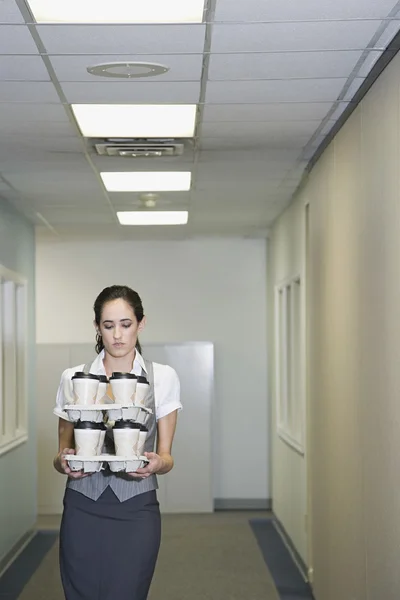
135,376,149,407
96,375,109,404
110,373,137,405
72,372,100,406
137,425,148,456
74,421,103,456
113,421,141,456
97,422,107,454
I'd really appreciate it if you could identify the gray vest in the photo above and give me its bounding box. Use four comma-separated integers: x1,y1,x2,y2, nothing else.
67,358,158,502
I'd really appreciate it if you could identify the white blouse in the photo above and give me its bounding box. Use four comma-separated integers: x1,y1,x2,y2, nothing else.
54,349,182,421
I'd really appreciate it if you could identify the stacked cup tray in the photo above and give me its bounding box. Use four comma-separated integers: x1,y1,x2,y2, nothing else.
63,370,151,474
64,403,152,425
63,454,149,474
63,403,152,473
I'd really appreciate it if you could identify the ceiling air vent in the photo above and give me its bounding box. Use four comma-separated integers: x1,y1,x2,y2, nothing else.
92,138,185,158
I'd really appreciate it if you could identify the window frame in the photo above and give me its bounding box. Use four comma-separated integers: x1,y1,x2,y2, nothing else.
0,264,28,456
274,274,305,455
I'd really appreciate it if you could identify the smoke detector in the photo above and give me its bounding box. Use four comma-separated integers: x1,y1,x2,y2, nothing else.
87,61,169,79
125,193,173,210
139,193,159,208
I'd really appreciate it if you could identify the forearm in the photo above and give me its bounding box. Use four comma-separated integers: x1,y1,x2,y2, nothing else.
157,452,174,474
155,411,177,475
54,418,75,474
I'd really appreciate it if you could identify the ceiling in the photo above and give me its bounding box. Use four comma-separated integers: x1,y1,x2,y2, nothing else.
0,0,399,241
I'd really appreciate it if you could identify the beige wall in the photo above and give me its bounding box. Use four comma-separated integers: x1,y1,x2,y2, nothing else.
269,52,400,599
268,196,308,563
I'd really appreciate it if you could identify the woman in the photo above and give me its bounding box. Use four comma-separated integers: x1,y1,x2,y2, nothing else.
53,285,181,600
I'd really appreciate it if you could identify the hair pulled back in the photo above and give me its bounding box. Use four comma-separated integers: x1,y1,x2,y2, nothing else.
94,285,144,355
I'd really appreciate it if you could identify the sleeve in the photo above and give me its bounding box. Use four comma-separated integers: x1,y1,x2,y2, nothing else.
53,368,75,421
154,364,182,421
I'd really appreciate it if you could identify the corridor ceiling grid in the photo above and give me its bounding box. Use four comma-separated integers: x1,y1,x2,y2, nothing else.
0,0,399,240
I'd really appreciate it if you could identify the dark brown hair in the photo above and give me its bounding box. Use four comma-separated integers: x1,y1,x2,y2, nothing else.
94,285,144,355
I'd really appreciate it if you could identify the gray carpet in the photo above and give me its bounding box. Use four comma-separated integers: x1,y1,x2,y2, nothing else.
17,512,279,600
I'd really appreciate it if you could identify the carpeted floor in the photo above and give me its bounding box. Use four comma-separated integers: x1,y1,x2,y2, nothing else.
17,512,280,600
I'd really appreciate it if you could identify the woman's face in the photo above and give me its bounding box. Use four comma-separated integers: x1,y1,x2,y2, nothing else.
96,298,144,359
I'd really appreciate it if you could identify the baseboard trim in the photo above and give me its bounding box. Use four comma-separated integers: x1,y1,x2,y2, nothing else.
272,517,310,583
0,529,35,579
214,498,272,511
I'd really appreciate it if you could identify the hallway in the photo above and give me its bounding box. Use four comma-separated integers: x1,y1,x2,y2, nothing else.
1,511,313,600
1,1,400,599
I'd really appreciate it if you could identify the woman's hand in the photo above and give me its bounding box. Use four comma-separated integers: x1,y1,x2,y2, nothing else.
54,448,91,479
126,452,173,479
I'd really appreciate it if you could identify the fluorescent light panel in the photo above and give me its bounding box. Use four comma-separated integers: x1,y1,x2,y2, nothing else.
117,211,188,225
71,104,197,138
27,0,205,23
101,172,191,192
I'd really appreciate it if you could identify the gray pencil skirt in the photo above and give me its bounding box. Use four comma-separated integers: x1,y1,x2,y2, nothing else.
59,486,161,600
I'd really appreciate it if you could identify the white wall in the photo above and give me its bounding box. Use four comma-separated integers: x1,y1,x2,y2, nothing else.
269,51,400,600
36,238,269,501
0,198,36,564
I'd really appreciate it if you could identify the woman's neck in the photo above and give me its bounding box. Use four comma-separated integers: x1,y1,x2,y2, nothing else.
102,349,136,377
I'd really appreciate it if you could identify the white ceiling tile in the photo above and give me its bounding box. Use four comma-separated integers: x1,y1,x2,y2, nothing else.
201,121,321,138
35,223,189,242
211,22,382,53
61,81,201,103
206,79,348,103
199,136,308,151
0,155,87,173
0,0,24,23
49,54,203,82
0,135,83,154
0,120,76,136
16,193,110,207
192,190,283,210
38,207,116,225
0,81,59,102
0,102,67,122
209,51,364,80
197,159,294,178
202,102,334,122
189,207,272,227
0,24,39,53
3,170,101,193
194,178,283,191
0,55,50,80
36,24,206,54
199,148,300,163
214,0,399,21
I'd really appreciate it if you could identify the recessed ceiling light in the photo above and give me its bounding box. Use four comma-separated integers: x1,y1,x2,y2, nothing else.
101,172,191,192
117,211,188,225
87,61,169,79
71,104,197,138
26,0,205,23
